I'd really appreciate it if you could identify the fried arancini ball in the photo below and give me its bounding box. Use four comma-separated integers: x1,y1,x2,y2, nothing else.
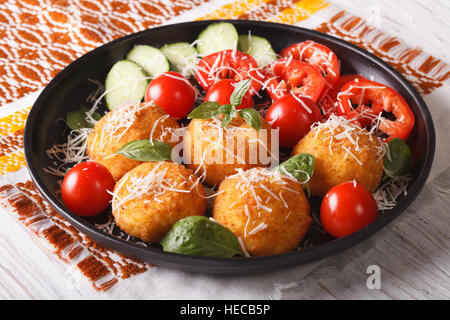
291,115,385,197
87,101,180,181
111,161,207,243
183,115,276,187
212,168,312,256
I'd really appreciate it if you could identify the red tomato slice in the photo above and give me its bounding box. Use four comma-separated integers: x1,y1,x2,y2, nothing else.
318,74,366,119
195,50,263,96
280,41,340,87
337,79,415,140
262,69,287,102
264,59,325,103
377,92,415,141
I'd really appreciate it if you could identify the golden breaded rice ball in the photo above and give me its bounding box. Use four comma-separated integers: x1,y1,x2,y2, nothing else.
111,162,207,243
87,101,180,181
291,115,385,197
213,168,312,256
183,115,276,187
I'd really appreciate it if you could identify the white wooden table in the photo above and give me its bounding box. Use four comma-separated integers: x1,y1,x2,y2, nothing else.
0,0,449,299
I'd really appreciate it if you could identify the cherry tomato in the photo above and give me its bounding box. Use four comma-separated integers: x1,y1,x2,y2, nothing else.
320,181,378,238
337,79,415,140
145,71,196,120
265,94,322,148
195,50,263,96
204,79,254,109
264,59,325,103
318,74,366,119
280,40,340,88
61,161,115,216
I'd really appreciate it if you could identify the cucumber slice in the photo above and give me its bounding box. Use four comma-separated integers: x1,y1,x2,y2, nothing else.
238,34,277,67
160,42,199,77
126,45,169,76
196,22,238,56
105,60,148,110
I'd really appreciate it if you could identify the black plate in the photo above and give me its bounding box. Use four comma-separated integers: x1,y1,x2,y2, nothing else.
24,20,435,274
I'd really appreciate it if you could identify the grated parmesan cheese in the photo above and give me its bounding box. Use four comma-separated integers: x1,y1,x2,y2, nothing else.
310,114,387,165
111,162,196,222
227,167,301,238
44,127,92,177
373,175,411,210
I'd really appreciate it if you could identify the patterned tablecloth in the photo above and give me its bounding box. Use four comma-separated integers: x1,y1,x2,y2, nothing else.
0,0,448,299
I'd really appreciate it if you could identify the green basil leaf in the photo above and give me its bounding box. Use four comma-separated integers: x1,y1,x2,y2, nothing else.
187,101,222,119
66,106,101,130
238,108,262,130
384,137,412,178
222,113,233,128
221,107,236,127
273,153,315,183
218,103,233,114
114,139,172,161
160,216,244,257
230,79,251,109
303,182,311,198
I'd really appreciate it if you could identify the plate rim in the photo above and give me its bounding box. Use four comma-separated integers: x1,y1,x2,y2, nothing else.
24,19,436,274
